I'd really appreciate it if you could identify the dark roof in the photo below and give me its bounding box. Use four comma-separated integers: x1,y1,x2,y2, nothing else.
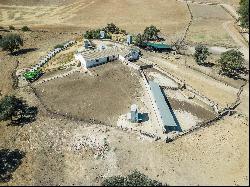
145,42,172,49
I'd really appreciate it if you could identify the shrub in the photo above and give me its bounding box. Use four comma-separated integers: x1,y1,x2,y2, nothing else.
0,26,4,29
134,33,146,47
238,0,249,28
104,23,120,34
54,44,64,49
84,29,102,39
0,95,38,125
9,25,15,30
0,34,23,54
143,25,161,41
218,49,245,78
102,170,164,186
21,26,31,32
194,44,210,65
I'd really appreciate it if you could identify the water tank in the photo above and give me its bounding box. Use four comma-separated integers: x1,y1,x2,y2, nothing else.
100,31,105,39
127,35,132,45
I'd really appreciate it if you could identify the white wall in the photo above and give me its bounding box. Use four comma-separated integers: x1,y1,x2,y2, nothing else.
75,53,87,68
86,56,108,68
119,54,125,62
75,53,119,69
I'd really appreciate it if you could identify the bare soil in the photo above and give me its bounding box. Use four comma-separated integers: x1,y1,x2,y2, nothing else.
33,62,142,126
167,97,216,120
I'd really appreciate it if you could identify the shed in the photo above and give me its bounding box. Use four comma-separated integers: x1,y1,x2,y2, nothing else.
144,42,172,51
149,80,179,133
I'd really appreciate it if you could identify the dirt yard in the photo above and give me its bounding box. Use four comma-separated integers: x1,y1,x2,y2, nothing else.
33,62,142,126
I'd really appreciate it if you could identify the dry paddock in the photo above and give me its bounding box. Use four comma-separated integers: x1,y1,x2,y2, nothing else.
187,3,237,47
0,0,189,35
33,61,142,126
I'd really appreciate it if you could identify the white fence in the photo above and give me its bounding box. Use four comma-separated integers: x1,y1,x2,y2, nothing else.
27,40,76,73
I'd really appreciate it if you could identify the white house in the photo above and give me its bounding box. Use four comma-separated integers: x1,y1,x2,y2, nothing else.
74,47,120,68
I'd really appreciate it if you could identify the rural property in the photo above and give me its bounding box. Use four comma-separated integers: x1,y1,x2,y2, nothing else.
0,0,249,186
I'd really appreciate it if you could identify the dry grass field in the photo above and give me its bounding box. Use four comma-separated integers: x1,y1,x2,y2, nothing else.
187,3,238,47
0,0,190,34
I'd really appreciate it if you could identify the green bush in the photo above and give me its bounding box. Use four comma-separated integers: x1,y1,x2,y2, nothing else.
218,49,245,78
21,26,31,32
84,23,127,40
238,0,249,28
0,34,23,54
194,44,210,65
143,25,161,41
102,170,164,186
54,44,64,49
0,95,38,125
104,23,120,34
9,25,15,30
84,29,102,39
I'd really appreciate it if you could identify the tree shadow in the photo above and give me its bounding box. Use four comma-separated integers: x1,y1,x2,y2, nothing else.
8,106,38,127
0,149,25,183
202,62,215,67
12,48,38,56
220,67,249,80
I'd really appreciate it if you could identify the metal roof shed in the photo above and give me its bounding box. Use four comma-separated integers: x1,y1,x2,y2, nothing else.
149,80,179,132
145,42,172,50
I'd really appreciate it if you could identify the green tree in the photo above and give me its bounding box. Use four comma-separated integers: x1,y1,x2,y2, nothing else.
84,29,102,39
143,25,160,41
0,96,23,121
0,34,23,54
104,23,120,34
134,34,146,47
218,49,245,78
0,95,38,125
238,0,249,28
194,44,210,65
21,26,31,32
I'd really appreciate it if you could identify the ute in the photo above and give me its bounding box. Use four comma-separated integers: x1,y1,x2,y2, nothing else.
23,69,43,82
